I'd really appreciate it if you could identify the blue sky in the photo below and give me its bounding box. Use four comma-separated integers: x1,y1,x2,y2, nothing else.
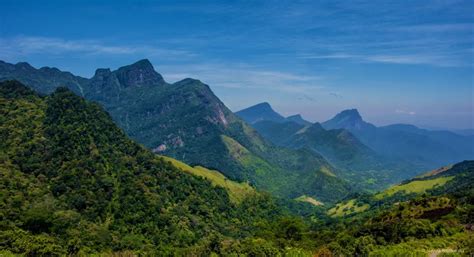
1,0,473,129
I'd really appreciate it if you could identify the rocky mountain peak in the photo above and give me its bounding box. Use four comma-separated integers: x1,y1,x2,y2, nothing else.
286,114,311,126
236,102,286,124
310,122,325,130
288,114,303,119
336,109,362,121
321,108,375,131
254,102,272,110
15,62,34,70
114,59,165,87
93,68,112,78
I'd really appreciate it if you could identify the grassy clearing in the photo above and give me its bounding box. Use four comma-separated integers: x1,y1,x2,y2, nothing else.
295,195,324,206
161,156,255,203
375,176,454,200
327,199,369,217
320,166,336,177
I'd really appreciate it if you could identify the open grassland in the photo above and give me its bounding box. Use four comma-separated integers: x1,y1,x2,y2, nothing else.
375,176,454,200
160,156,255,203
295,195,324,206
327,199,369,217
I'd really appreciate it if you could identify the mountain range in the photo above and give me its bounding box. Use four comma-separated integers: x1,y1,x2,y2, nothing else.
2,59,472,200
237,104,408,190
1,65,473,256
237,102,474,190
321,108,474,170
0,60,350,203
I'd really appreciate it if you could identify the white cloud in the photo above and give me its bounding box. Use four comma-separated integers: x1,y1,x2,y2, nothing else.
392,23,474,33
299,53,360,59
0,36,196,58
396,109,416,115
299,51,467,67
365,54,462,67
158,63,325,94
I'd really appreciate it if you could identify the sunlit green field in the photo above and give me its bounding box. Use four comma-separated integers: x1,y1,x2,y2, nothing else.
375,176,454,199
327,199,369,217
160,155,255,203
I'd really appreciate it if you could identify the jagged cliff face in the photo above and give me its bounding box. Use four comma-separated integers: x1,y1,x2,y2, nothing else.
0,59,236,159
80,61,240,173
86,68,122,102
86,60,167,101
114,59,166,88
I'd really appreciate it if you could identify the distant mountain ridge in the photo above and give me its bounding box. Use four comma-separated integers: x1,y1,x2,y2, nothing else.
322,109,474,171
0,60,88,95
238,102,474,190
236,102,286,124
322,109,375,131
0,60,351,202
248,105,415,191
286,114,312,126
236,102,312,125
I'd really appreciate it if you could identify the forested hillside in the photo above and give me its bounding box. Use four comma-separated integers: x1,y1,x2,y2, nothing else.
314,161,474,256
0,80,296,256
0,80,472,256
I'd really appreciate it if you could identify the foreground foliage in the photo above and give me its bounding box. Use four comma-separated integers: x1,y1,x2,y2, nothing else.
0,81,292,255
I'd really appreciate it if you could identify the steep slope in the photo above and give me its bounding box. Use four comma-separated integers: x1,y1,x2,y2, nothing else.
328,160,474,217
377,160,474,199
0,60,350,202
159,155,256,204
322,109,474,172
305,160,474,256
235,102,286,124
84,62,349,201
0,80,289,255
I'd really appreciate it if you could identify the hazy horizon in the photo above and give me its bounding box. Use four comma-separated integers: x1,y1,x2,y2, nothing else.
1,0,472,129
